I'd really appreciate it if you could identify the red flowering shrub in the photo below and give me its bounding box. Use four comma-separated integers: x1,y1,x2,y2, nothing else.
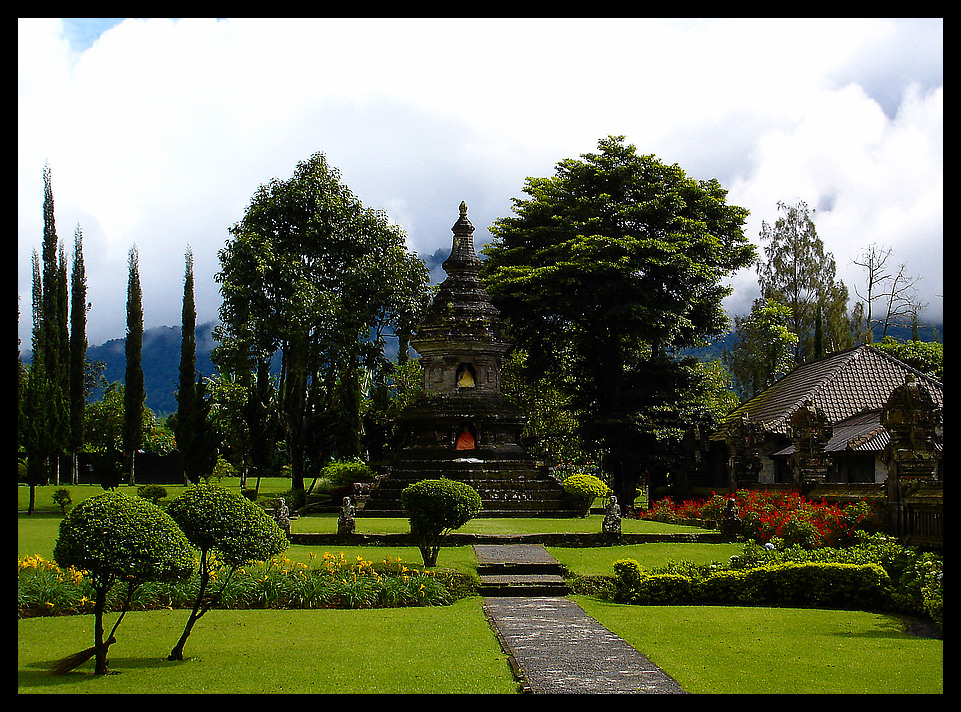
632,489,876,549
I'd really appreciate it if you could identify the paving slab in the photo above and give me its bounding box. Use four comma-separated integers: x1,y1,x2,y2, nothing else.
473,543,562,567
484,597,686,694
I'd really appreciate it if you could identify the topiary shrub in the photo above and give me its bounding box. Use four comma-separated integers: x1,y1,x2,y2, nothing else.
321,459,377,487
611,556,891,610
562,473,611,516
52,492,195,674
401,478,482,567
165,484,290,660
137,483,168,505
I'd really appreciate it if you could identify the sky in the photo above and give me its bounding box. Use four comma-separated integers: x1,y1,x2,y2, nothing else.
18,17,943,348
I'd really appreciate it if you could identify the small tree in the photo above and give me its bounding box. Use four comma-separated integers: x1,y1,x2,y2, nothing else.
52,492,195,675
401,478,482,567
165,484,289,661
52,488,72,514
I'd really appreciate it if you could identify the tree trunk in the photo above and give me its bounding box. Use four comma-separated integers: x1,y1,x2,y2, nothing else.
94,589,111,675
169,552,211,661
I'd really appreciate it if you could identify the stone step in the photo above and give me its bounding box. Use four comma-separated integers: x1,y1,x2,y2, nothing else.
474,544,571,597
476,573,571,597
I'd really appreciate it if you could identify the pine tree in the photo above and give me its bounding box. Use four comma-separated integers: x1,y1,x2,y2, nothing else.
757,200,853,363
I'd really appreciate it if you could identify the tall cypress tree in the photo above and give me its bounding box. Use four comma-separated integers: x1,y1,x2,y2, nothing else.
69,225,88,465
177,247,197,422
40,163,64,385
123,246,145,482
174,247,218,483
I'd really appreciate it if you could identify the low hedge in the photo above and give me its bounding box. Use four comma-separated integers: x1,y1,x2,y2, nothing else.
612,558,891,610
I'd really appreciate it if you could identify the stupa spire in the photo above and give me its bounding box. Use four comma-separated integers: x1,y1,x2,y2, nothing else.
442,201,481,273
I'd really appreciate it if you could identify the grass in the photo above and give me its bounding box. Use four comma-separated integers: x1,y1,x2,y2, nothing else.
576,598,943,695
17,486,943,694
18,601,518,694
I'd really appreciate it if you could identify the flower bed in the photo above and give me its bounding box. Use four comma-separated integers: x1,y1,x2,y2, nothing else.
631,489,877,548
18,552,465,618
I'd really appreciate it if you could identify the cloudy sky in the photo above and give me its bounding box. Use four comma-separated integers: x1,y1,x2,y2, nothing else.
18,17,942,348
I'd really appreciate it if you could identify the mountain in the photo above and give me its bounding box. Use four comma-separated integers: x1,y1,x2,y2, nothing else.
85,321,220,416
682,321,944,363
24,317,942,419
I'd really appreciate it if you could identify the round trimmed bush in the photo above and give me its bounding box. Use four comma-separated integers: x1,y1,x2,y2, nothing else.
137,483,168,505
401,478,482,566
562,473,611,515
54,492,195,586
321,460,377,487
52,491,195,674
166,484,289,567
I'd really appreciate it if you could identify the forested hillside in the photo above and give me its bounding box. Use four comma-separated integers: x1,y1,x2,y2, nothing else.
41,318,941,418
85,322,219,415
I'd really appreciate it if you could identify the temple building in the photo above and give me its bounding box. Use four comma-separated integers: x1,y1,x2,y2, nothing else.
686,344,943,547
362,203,579,516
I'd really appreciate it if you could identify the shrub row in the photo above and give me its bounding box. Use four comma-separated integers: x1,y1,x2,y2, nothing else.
605,532,943,629
611,558,890,610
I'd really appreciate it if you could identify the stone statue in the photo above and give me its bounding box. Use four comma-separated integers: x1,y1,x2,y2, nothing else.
602,494,621,535
338,496,356,535
272,497,291,538
719,497,741,536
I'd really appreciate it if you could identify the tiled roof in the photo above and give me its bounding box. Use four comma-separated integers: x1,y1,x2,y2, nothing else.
719,345,943,437
771,409,890,456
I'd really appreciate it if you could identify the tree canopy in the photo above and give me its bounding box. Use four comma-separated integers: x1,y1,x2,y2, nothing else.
480,136,755,507
757,200,854,362
214,152,430,491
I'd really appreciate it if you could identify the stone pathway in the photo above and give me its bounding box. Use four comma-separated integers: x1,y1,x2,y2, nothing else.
476,545,686,694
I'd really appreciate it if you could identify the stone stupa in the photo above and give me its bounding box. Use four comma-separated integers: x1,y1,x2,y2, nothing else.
361,202,579,517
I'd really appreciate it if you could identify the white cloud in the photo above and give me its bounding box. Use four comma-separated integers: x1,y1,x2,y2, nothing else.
19,17,942,346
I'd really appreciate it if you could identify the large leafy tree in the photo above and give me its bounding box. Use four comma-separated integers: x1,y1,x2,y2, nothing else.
723,297,799,400
480,136,754,508
214,152,430,493
757,200,854,362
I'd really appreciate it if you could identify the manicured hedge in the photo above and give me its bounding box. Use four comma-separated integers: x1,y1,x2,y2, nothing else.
612,558,891,610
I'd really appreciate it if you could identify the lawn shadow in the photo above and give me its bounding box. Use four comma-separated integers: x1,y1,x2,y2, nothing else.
19,654,179,689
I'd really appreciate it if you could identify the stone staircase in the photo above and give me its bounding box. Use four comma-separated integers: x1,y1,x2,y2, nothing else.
361,459,582,518
473,544,570,597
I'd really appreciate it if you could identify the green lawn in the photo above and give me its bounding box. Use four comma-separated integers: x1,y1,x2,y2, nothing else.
17,489,943,694
576,598,943,695
18,602,517,694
